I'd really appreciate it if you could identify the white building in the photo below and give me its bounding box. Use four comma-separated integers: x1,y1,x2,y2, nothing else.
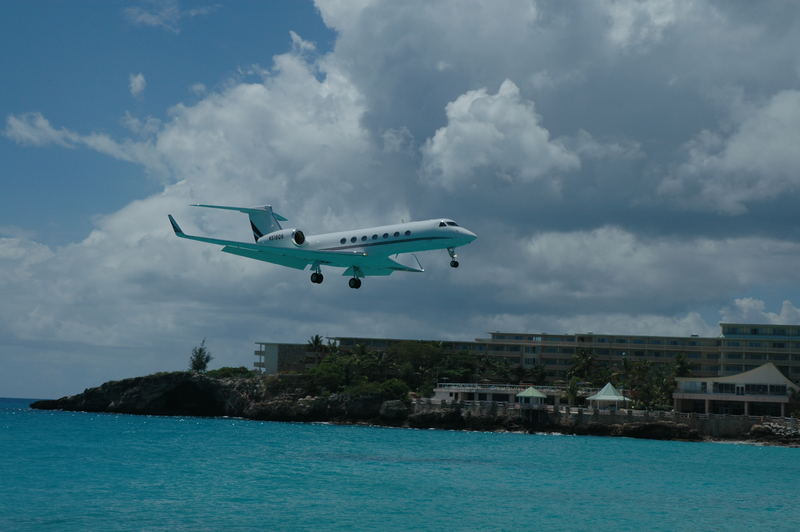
673,363,799,417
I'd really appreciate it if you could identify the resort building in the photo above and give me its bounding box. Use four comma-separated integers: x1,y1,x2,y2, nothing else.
253,342,320,374
256,322,800,385
673,363,799,417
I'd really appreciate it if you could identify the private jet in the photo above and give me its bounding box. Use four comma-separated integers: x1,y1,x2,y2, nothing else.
167,204,477,289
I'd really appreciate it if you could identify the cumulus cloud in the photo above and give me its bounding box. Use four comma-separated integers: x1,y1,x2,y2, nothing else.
124,0,219,33
420,79,579,189
6,1,800,396
129,73,147,97
461,225,800,317
660,90,800,214
721,298,800,325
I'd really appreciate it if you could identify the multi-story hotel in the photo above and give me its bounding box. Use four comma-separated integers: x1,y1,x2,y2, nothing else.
255,322,800,384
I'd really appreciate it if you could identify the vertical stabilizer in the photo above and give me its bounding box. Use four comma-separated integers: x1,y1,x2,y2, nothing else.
248,206,284,241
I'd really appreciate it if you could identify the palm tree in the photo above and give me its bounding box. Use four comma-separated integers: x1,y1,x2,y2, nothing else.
568,348,595,382
307,334,326,364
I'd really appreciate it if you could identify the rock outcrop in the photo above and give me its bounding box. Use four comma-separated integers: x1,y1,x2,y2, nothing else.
30,372,406,425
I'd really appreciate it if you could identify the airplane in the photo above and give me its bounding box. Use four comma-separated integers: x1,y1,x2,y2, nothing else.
167,204,477,289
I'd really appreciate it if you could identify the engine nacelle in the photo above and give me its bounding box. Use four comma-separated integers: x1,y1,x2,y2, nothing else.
258,228,306,246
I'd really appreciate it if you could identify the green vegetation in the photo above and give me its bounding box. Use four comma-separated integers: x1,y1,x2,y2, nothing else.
306,340,547,399
189,339,213,372
567,350,691,410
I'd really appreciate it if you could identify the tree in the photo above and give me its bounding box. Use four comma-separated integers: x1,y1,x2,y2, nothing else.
568,349,596,382
189,338,213,372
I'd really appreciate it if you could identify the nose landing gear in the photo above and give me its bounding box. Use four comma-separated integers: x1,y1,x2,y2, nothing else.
447,247,459,268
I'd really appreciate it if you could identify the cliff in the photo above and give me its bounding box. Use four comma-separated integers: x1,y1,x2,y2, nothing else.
30,371,408,424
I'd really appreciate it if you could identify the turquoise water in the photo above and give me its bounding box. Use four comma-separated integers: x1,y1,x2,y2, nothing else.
2,397,799,531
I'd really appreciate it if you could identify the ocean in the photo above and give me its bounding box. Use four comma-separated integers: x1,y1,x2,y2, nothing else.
1,397,799,531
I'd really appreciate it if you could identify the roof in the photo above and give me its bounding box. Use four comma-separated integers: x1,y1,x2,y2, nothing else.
516,386,547,398
676,363,799,391
586,382,631,402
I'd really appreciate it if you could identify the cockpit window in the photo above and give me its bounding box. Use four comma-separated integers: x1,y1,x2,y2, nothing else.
446,221,459,226
439,221,447,227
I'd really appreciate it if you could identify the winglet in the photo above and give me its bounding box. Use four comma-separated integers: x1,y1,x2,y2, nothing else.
168,214,184,236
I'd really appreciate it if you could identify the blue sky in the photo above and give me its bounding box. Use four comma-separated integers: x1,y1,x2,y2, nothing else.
3,0,800,398
1,1,334,243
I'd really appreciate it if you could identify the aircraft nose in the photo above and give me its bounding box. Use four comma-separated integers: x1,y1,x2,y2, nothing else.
462,228,477,241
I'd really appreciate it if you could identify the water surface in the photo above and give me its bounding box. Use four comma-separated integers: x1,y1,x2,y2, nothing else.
2,398,798,531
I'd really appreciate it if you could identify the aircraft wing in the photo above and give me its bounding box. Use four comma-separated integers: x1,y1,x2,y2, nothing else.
169,215,420,276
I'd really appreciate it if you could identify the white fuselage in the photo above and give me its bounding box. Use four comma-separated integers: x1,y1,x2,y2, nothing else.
256,218,477,256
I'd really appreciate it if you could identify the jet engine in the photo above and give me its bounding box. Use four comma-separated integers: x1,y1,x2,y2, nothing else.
292,230,305,245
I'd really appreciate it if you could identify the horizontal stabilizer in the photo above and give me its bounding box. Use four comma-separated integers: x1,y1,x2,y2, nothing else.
191,204,288,221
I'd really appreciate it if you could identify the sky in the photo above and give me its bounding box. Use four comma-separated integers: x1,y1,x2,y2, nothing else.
3,0,800,398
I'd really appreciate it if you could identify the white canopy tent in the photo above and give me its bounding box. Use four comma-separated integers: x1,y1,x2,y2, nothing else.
516,386,547,408
586,383,631,409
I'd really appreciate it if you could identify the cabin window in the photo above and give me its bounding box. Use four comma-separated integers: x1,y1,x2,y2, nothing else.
350,237,357,243
361,236,367,241
393,231,400,237
405,230,411,236
372,234,378,240
340,238,346,244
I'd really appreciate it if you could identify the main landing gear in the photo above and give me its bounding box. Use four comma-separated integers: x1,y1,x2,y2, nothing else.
310,264,324,284
447,247,459,268
348,267,363,289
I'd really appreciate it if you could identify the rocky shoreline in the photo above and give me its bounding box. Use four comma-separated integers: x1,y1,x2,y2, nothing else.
30,372,800,446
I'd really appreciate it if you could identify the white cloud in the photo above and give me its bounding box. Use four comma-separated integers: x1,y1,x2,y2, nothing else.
462,225,800,317
7,1,800,396
124,0,218,33
660,90,800,214
603,0,686,51
129,73,147,97
420,79,580,190
4,112,74,147
5,112,169,177
721,298,800,325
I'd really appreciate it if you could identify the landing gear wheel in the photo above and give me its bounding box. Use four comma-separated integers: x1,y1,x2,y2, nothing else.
450,260,459,268
348,278,362,289
310,272,324,284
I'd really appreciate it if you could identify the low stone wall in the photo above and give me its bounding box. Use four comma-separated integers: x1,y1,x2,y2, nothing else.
412,399,799,440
